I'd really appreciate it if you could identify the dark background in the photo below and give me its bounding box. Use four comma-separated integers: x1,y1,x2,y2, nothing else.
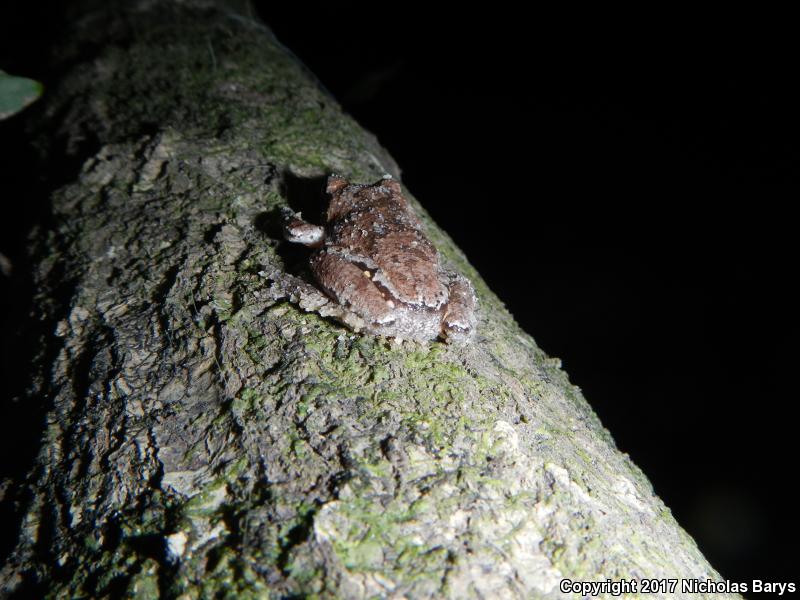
1,1,795,591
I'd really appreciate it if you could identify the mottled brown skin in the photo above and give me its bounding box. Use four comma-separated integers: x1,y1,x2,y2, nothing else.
282,175,477,342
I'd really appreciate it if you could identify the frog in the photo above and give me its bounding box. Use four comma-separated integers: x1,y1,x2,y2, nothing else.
273,175,477,343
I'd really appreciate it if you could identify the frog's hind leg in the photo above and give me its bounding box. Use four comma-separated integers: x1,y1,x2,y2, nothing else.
310,250,397,327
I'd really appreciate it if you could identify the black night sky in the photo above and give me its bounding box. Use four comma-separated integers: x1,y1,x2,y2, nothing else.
1,2,796,591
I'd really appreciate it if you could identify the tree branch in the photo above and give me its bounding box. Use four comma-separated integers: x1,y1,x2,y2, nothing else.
0,1,739,597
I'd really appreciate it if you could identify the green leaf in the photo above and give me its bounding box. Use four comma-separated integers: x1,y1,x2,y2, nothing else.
0,70,43,120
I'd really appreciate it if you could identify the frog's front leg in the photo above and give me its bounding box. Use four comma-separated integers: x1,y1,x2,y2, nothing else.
263,266,371,334
310,250,397,327
441,273,477,342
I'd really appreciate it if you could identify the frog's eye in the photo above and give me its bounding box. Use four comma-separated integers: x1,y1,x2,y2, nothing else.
283,218,325,247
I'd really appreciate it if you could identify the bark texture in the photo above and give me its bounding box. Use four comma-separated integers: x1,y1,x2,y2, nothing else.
1,1,739,598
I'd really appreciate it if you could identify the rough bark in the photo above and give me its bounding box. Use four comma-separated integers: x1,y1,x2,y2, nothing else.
0,1,740,598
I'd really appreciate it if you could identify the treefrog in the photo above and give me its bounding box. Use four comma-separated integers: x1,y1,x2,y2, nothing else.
276,175,477,343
